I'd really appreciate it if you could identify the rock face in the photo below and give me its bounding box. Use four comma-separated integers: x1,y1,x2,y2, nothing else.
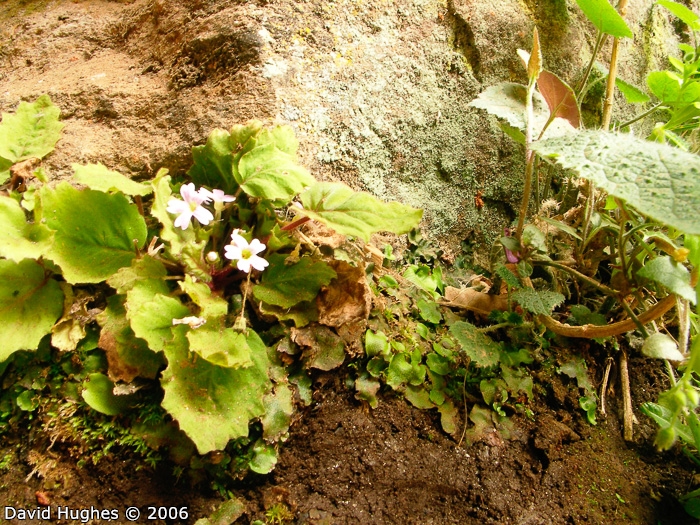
0,0,682,252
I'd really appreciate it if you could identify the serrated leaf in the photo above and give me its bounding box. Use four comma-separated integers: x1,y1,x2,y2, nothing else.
449,321,502,368
558,357,594,393
72,163,152,196
0,259,64,361
258,300,319,327
512,288,565,315
0,195,53,262
253,255,336,308
261,384,294,441
188,128,237,194
365,330,390,358
299,182,423,242
387,349,426,389
469,83,577,139
647,70,682,103
292,325,346,371
575,0,633,38
81,372,134,416
438,400,459,437
501,365,534,400
637,256,697,303
237,143,315,202
537,70,581,128
531,130,700,234
0,95,64,163
161,328,271,454
657,0,700,31
40,183,147,283
128,293,190,352
642,332,685,361
186,325,253,368
496,265,522,289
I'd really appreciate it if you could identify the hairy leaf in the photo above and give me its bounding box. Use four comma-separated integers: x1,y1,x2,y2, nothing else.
637,256,697,303
299,182,423,242
512,288,565,315
253,255,336,308
642,333,685,361
469,83,577,139
575,0,633,38
40,183,147,283
0,95,64,163
449,321,502,368
161,328,271,454
0,259,64,361
72,163,152,196
237,143,315,203
0,195,53,262
531,131,700,234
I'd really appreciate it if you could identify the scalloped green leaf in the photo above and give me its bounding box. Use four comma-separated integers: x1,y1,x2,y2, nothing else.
237,143,315,203
179,275,228,319
252,254,336,308
72,163,152,196
531,130,700,234
637,256,697,304
188,128,237,194
0,95,64,163
449,321,502,368
575,0,633,38
0,195,53,262
512,288,565,315
96,295,164,382
261,384,294,441
161,328,271,454
129,294,191,352
40,183,147,283
299,182,423,242
0,259,64,361
186,325,252,368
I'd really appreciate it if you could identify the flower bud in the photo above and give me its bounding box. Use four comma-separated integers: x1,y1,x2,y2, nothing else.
655,426,677,451
206,251,219,263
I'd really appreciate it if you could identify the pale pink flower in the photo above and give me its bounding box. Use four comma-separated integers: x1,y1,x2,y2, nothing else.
198,188,235,204
166,183,214,229
224,231,269,273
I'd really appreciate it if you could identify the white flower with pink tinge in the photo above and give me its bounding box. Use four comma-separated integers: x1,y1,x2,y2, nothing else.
224,230,269,273
198,188,235,205
166,183,214,230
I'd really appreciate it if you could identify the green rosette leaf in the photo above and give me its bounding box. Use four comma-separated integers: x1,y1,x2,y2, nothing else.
237,143,315,203
0,195,53,262
186,325,253,368
0,94,64,164
161,328,271,454
40,182,147,283
298,182,423,242
0,259,64,361
188,128,237,194
72,163,152,196
253,254,337,308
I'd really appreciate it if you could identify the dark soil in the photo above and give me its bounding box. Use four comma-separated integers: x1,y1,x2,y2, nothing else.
1,1,699,524
2,360,699,525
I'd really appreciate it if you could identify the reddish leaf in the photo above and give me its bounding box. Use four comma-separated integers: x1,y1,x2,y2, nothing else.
537,70,580,129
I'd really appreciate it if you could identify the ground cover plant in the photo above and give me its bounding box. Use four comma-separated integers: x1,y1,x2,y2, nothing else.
1,0,700,522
